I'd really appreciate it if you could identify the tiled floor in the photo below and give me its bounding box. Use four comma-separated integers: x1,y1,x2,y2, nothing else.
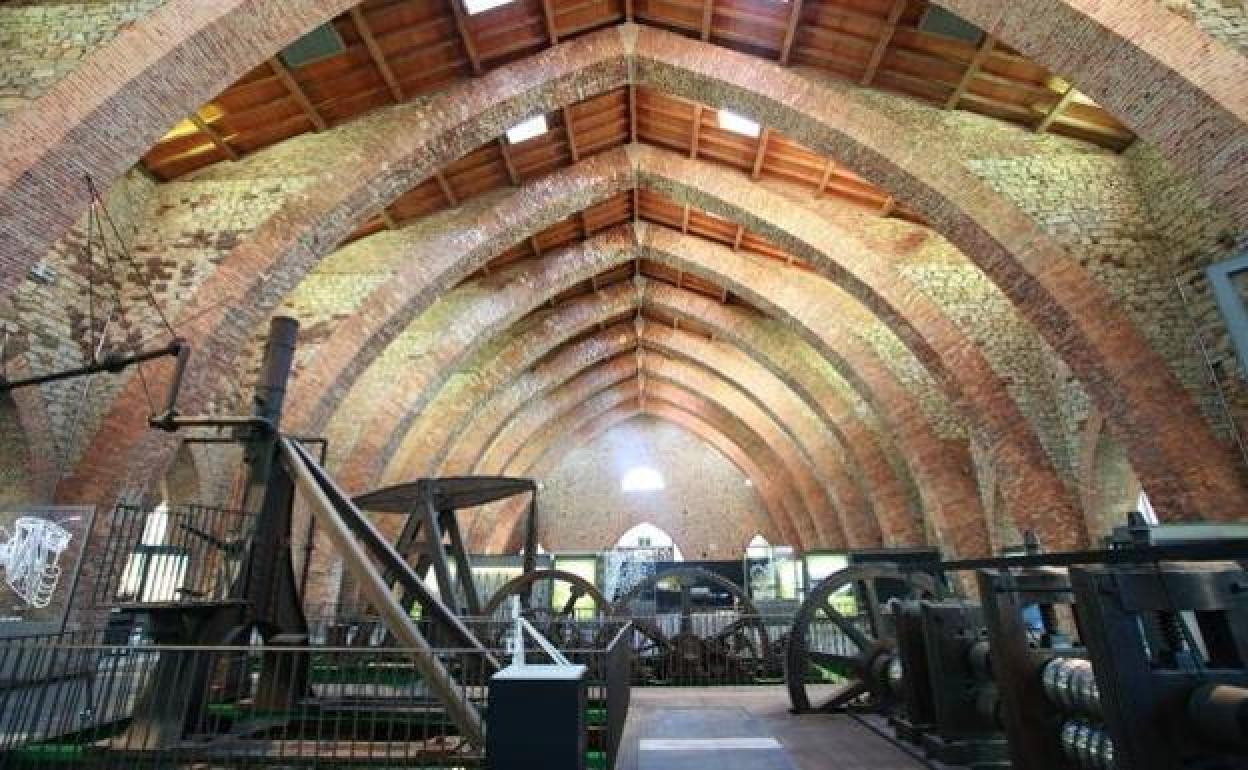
618,687,928,770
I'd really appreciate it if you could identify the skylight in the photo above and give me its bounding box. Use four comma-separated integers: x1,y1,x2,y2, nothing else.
463,0,514,14
506,114,549,144
717,110,761,138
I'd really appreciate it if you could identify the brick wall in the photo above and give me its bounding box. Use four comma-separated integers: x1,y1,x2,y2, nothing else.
535,415,777,557
0,1,168,117
1159,0,1248,51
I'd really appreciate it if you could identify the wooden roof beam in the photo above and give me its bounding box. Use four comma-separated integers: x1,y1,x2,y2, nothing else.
270,57,327,131
540,0,559,44
564,107,580,162
449,0,484,75
380,209,398,229
680,204,691,233
351,7,404,102
751,128,770,180
625,0,634,22
861,0,906,87
435,172,458,206
689,104,704,158
815,157,834,197
188,113,238,161
945,35,994,110
733,223,745,250
1036,82,1078,133
629,85,638,143
633,187,641,223
700,0,714,41
498,138,521,185
778,0,804,65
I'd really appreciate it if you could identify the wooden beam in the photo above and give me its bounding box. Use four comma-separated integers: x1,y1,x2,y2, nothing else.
751,128,770,180
633,187,640,223
498,138,520,185
689,104,704,158
540,0,559,44
380,209,398,229
944,35,994,110
188,113,238,161
720,285,729,303
628,85,638,143
435,172,458,206
529,235,543,256
680,204,691,233
879,196,895,216
733,224,745,250
625,0,634,22
351,7,404,102
1036,82,1078,133
815,158,835,196
860,0,905,86
580,210,590,237
270,57,327,131
449,0,483,75
700,0,714,41
778,0,804,65
563,107,580,162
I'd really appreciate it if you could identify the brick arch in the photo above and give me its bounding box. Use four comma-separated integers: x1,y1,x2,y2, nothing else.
483,379,835,552
1078,410,1143,543
467,339,851,548
478,379,811,550
396,290,914,550
58,27,1244,528
282,150,1062,548
4,7,1244,303
463,349,823,547
493,402,785,554
0,358,61,503
937,0,1248,225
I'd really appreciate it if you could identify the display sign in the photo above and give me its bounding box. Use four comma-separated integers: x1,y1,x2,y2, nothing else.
0,506,94,635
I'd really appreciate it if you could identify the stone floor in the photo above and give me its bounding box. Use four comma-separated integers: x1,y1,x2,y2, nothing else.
617,687,928,770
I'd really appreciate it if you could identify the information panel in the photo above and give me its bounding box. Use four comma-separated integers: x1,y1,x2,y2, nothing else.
0,505,94,635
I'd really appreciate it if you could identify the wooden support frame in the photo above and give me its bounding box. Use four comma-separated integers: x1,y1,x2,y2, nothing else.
351,7,404,102
689,104,704,158
1036,82,1078,133
751,128,770,180
270,57,328,131
563,106,580,162
779,0,804,65
449,0,484,75
861,0,906,86
189,113,239,161
945,35,994,110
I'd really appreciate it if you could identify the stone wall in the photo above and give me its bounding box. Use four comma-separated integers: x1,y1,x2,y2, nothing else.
1159,0,1248,51
0,1,168,116
536,416,776,557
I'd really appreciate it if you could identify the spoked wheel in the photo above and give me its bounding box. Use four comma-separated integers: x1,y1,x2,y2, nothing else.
785,564,941,714
612,567,771,683
483,569,612,649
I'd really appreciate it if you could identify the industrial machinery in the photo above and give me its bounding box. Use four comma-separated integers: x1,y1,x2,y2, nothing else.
784,528,1248,770
483,568,613,648
611,566,773,684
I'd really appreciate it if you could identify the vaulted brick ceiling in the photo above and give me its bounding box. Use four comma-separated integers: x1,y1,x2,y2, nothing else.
2,0,1246,557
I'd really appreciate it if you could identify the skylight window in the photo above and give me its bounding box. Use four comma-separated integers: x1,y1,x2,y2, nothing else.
717,110,761,138
463,0,515,14
506,114,549,144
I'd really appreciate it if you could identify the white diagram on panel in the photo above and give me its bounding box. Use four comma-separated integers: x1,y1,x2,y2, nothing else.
0,516,73,608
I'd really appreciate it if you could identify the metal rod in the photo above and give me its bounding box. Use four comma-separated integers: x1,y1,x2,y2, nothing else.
928,540,1248,572
0,340,183,392
279,436,486,746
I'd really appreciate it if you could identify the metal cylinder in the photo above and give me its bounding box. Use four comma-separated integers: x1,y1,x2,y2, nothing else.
1059,718,1115,770
1042,657,1101,717
1188,683,1248,750
254,315,300,428
886,656,905,694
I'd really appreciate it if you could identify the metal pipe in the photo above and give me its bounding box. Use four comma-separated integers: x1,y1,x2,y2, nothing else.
0,339,184,392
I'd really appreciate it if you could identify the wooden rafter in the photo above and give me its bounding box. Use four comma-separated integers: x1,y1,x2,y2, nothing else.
1036,82,1078,133
435,172,458,205
625,0,634,22
681,204,691,233
449,0,483,75
861,0,906,87
351,7,404,102
529,235,543,257
689,105,704,158
270,57,327,131
563,107,580,162
189,113,238,161
751,128,770,180
700,0,714,41
879,196,895,216
633,187,640,223
628,85,638,144
540,0,559,44
944,35,994,110
815,158,835,197
498,138,520,185
380,209,398,229
733,224,745,250
778,0,804,65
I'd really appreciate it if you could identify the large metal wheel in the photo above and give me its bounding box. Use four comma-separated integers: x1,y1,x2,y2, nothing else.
483,568,611,649
785,564,941,713
612,566,771,683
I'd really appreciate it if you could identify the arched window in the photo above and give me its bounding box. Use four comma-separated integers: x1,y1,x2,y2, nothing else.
614,522,683,561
